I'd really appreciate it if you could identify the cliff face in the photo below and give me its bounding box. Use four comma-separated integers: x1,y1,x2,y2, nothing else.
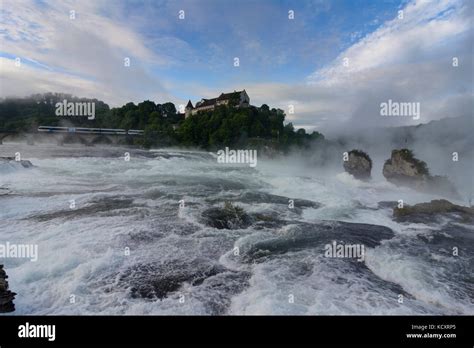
383,149,429,183
383,149,459,199
0,265,16,313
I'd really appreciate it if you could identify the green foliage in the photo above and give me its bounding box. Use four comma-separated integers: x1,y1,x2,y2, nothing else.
0,93,325,151
398,149,430,175
176,104,323,151
223,201,245,217
0,93,109,131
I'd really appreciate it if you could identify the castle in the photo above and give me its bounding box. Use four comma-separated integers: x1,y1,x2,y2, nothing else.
185,90,250,118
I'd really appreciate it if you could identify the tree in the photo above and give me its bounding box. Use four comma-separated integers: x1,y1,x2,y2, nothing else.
138,100,156,115
161,102,176,118
149,111,162,126
121,110,140,130
297,128,306,136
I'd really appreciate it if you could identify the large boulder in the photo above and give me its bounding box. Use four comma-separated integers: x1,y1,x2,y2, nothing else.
343,149,372,180
383,149,459,198
383,149,429,183
0,265,16,313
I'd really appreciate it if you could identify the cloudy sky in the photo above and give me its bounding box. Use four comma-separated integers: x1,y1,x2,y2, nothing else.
0,0,472,133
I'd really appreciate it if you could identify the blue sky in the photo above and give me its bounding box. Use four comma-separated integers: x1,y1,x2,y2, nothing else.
141,0,400,85
0,0,472,132
124,0,404,102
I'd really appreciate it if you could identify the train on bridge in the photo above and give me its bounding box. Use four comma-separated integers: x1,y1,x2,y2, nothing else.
37,126,144,135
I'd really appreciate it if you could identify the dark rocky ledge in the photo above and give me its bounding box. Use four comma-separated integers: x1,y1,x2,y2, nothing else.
0,264,16,313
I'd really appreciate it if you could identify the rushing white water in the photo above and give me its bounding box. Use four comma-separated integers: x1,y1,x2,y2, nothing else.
0,143,472,315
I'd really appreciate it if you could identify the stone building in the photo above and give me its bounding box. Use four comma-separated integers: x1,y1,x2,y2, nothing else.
185,90,250,118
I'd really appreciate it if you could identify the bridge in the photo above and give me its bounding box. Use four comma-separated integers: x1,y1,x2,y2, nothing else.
0,126,144,145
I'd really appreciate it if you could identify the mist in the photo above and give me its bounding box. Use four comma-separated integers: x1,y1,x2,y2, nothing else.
276,114,473,205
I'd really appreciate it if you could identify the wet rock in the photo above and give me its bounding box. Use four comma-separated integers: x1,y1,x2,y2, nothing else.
201,202,252,229
29,197,139,221
119,260,225,300
0,156,34,168
393,199,474,223
251,212,289,229
206,191,321,210
238,192,321,208
377,201,399,209
0,265,16,313
243,221,394,262
383,149,459,198
196,271,251,315
343,149,372,180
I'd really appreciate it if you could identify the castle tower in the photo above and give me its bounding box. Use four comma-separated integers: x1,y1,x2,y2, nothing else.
185,100,194,118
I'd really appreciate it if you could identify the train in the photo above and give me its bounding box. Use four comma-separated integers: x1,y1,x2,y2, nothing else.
37,126,144,135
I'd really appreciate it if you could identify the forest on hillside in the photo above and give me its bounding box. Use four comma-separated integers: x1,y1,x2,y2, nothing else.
0,93,324,150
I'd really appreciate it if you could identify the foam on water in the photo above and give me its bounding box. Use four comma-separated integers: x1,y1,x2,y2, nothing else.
0,144,472,315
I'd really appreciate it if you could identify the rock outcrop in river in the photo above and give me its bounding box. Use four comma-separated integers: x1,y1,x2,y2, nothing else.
393,199,474,223
0,265,16,313
383,149,459,198
343,149,372,180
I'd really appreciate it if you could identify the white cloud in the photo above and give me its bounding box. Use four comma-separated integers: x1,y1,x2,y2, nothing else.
309,0,469,84
238,0,473,134
0,0,172,106
1,57,106,98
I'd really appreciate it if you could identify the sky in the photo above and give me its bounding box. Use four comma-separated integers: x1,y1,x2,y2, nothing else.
0,0,472,133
